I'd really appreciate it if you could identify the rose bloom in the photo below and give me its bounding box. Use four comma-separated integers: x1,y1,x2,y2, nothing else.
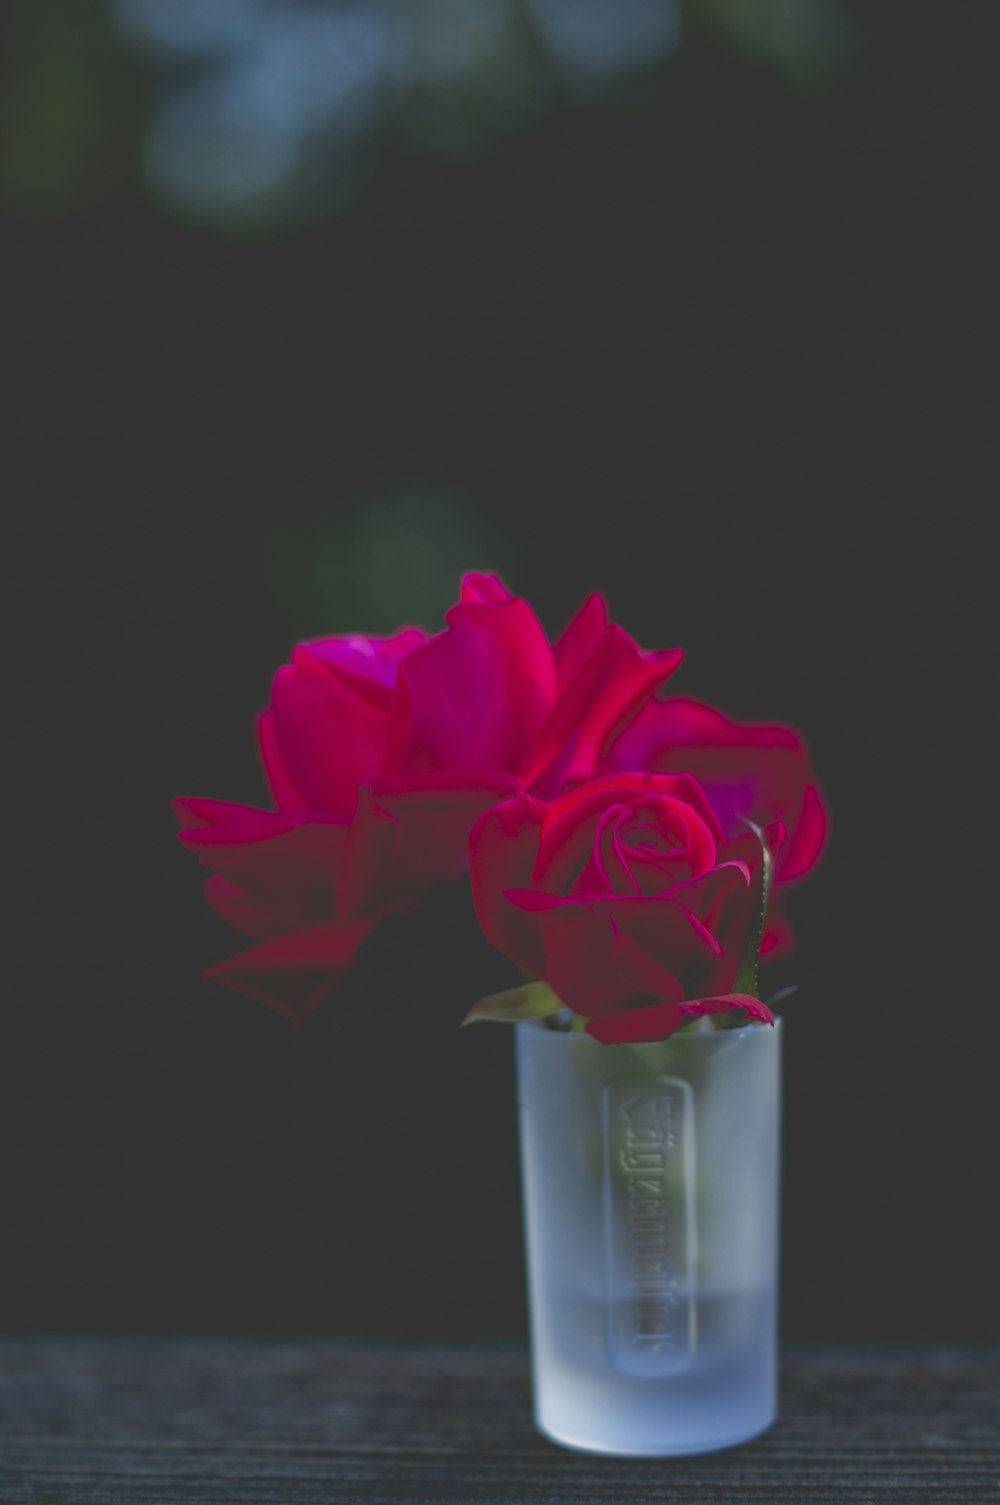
470,774,778,1044
175,576,682,1022
602,696,828,958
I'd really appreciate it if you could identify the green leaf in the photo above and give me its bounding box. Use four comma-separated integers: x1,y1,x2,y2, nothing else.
732,819,774,1000
461,981,564,1028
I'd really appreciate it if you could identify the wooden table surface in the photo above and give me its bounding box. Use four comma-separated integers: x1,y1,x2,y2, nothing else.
0,1335,997,1503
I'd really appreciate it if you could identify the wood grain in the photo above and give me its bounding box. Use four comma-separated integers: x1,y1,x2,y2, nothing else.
1,1337,997,1502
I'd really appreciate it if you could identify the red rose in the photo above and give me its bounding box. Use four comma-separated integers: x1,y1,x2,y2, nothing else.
176,576,682,1021
469,774,776,1044
260,574,682,807
602,697,828,957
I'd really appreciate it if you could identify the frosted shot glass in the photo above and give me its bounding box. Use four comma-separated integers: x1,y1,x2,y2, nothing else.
515,1017,782,1456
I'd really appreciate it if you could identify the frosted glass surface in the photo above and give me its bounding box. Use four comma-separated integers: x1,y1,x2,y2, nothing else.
515,1018,782,1456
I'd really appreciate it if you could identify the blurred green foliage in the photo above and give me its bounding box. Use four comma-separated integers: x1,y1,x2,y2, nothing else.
0,0,142,210
697,0,862,89
265,487,519,638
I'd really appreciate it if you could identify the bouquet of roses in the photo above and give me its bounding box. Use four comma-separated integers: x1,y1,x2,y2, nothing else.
175,574,826,1043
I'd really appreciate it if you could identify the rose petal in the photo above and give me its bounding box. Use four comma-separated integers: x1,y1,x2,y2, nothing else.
585,992,774,1045
760,900,796,959
567,627,684,780
522,627,683,793
518,623,615,791
589,844,761,997
585,804,642,896
609,921,689,1003
552,592,607,693
180,817,347,936
266,647,392,817
306,629,426,703
203,915,382,1025
175,800,317,847
172,796,285,832
202,874,307,939
779,782,829,883
532,900,628,1017
667,839,763,990
594,894,726,963
588,891,745,1003
391,599,556,776
611,695,801,765
460,572,516,606
518,901,685,1019
258,708,306,814
340,772,522,916
586,1000,686,1045
468,795,549,976
504,888,577,912
681,994,775,1025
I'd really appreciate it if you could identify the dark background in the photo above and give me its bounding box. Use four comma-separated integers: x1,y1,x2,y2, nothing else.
3,0,992,1343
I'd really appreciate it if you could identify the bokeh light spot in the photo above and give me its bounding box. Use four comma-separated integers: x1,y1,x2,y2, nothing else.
145,75,299,224
529,0,682,81
242,6,395,135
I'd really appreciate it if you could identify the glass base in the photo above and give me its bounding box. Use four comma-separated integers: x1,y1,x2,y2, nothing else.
537,1411,776,1458
527,1282,777,1457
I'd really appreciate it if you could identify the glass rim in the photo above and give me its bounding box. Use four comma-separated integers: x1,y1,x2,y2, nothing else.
517,1014,783,1044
